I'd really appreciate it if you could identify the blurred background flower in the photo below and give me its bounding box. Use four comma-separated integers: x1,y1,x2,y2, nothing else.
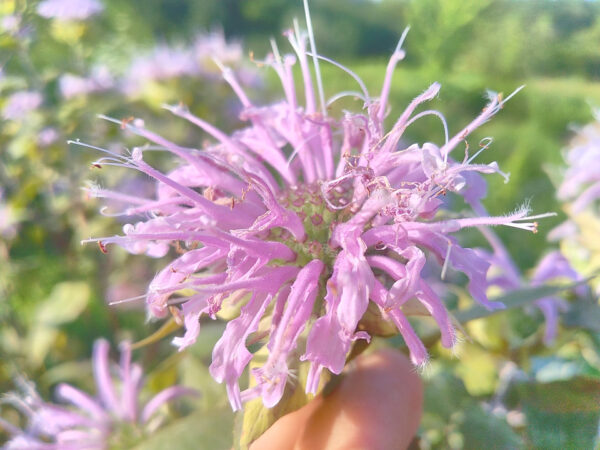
1,339,197,450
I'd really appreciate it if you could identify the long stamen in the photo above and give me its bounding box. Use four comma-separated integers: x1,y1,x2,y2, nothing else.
303,0,327,116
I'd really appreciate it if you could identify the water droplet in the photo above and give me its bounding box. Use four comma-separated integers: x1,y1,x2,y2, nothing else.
374,241,388,251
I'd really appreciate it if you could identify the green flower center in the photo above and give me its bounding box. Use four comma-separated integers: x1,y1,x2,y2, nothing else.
271,182,353,267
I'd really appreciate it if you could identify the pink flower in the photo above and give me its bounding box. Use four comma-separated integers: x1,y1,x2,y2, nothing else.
2,91,42,121
549,112,600,296
36,0,103,21
556,117,600,214
59,67,114,99
81,18,551,411
479,225,584,344
38,128,60,147
0,339,196,449
122,31,254,96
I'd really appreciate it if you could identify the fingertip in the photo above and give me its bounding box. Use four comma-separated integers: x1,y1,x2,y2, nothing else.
250,349,423,450
299,349,423,449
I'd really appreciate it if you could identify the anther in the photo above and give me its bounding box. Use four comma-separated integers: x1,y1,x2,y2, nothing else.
169,306,184,326
120,116,135,129
98,241,108,254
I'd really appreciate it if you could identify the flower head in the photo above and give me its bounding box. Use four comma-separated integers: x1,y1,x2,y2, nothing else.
81,16,551,411
0,339,196,449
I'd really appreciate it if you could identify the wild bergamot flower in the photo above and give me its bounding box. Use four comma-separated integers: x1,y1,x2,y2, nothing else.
78,15,552,411
1,339,196,449
550,112,600,296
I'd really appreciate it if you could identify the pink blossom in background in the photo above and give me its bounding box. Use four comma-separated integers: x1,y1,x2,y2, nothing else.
556,117,600,214
0,339,196,449
81,19,553,411
549,113,600,296
479,226,584,345
122,30,257,96
36,0,103,21
59,67,114,99
531,251,586,344
2,91,43,121
37,127,60,147
1,15,21,34
193,30,243,66
123,45,197,94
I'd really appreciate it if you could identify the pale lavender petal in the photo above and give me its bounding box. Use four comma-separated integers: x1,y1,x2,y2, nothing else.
54,384,107,421
92,339,120,415
140,386,198,424
388,308,428,366
210,292,274,411
2,91,42,120
250,260,324,407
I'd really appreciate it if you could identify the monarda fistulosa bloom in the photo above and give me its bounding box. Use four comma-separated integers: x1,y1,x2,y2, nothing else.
81,22,551,411
550,113,600,296
1,339,196,449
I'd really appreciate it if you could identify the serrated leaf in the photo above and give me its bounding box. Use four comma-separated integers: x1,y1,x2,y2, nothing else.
234,345,329,450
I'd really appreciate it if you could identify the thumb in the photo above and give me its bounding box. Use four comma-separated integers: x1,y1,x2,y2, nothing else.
251,348,423,450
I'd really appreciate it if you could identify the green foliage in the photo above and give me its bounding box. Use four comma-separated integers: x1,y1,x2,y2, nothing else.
518,378,600,449
132,409,234,450
421,368,522,448
27,281,90,367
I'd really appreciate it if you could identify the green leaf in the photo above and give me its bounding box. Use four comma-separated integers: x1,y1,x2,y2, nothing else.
25,282,91,367
453,280,590,324
179,353,229,412
131,409,234,450
234,345,329,450
453,343,498,396
518,377,600,449
458,406,522,449
27,326,59,368
563,299,600,333
35,281,90,326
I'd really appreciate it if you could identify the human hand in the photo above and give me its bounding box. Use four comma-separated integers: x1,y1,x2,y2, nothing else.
251,349,423,450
